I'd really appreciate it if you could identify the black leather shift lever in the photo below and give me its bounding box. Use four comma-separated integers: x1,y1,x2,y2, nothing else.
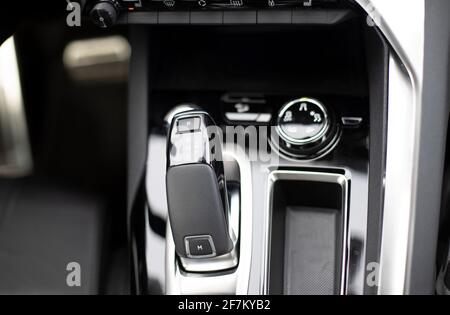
166,111,233,259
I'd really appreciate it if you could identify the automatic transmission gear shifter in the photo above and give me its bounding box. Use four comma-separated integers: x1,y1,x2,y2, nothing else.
166,111,234,262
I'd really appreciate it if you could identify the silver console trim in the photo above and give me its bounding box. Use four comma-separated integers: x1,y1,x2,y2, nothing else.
377,54,416,294
262,170,350,294
356,0,426,294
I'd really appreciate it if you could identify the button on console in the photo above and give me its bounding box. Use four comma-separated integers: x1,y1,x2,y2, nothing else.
185,235,216,258
177,117,201,133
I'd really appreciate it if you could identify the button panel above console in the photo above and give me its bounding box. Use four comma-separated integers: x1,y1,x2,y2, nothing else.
85,0,352,26
121,0,342,11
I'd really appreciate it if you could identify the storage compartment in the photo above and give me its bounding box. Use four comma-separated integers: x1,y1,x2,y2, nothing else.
268,171,348,295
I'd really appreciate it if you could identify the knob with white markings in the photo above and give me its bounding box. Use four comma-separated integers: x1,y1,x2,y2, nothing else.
272,97,341,160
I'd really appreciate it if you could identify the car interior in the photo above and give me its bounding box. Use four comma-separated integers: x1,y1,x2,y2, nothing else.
0,0,449,295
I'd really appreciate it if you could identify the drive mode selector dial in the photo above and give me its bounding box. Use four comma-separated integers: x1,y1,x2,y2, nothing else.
273,97,341,160
277,98,329,144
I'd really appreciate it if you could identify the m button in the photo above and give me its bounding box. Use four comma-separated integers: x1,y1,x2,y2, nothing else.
185,236,216,258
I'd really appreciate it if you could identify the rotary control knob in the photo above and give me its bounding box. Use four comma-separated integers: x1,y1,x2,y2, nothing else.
90,1,119,28
277,98,329,145
272,97,341,160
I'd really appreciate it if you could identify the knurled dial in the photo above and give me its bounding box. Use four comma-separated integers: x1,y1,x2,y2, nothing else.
276,97,329,145
272,97,341,160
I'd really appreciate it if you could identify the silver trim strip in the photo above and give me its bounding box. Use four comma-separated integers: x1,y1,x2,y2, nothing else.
378,54,415,294
356,0,425,294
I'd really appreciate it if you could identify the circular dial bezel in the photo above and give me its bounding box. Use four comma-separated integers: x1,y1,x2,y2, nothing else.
275,97,330,145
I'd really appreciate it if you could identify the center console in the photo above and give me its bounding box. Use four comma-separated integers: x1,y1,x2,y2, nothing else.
123,0,393,295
